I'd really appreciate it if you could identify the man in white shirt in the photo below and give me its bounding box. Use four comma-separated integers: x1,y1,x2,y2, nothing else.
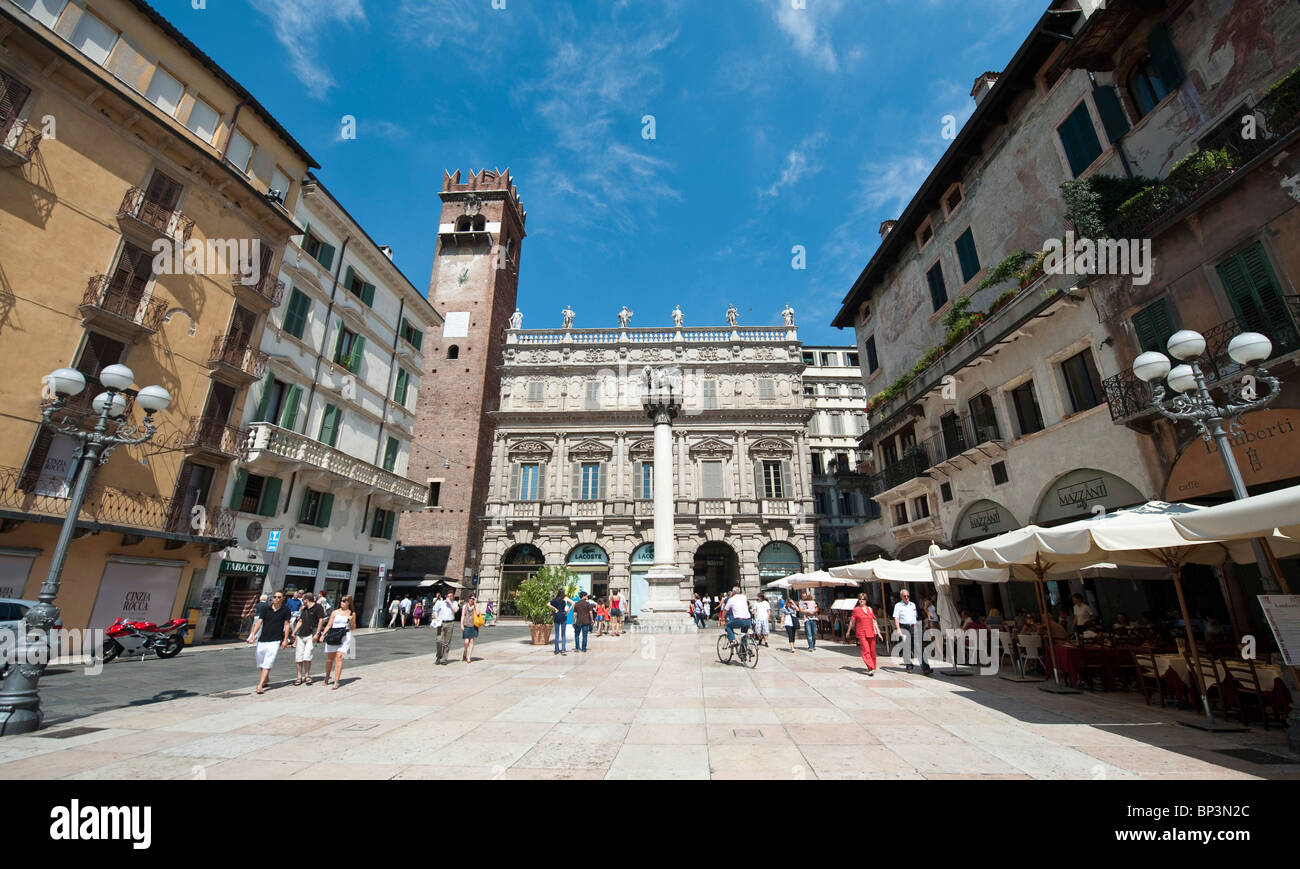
400,595,413,628
1071,594,1096,631
752,596,772,646
722,586,752,646
387,597,402,628
432,591,460,665
892,588,930,675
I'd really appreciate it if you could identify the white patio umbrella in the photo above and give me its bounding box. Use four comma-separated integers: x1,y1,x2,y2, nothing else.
1170,485,1300,545
763,570,858,590
932,500,1300,724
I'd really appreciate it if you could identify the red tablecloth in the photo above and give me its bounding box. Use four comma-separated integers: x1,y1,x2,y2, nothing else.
1043,644,1124,690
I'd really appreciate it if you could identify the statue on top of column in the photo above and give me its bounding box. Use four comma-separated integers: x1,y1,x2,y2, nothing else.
618,306,635,328
672,305,684,328
725,304,739,327
509,308,523,330
561,305,575,329
781,303,795,326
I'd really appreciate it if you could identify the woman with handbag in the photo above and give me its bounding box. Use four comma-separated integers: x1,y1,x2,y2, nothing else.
320,594,356,690
783,598,799,653
461,594,482,663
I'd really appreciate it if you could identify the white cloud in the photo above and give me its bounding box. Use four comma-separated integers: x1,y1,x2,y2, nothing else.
769,0,848,73
248,0,366,98
760,131,828,199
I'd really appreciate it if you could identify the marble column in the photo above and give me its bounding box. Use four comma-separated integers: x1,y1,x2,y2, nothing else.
637,366,695,632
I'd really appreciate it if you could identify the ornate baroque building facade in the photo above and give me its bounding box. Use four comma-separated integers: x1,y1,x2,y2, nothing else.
479,320,818,615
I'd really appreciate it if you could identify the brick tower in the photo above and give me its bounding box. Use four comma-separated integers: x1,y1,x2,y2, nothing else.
396,169,526,587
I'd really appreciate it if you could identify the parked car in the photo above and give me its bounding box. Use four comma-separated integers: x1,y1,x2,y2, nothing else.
0,599,62,677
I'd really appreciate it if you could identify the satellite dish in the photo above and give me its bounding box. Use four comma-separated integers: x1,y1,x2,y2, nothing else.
246,521,263,542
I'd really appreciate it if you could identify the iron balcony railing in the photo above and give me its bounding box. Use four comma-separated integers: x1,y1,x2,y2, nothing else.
0,117,42,164
117,187,196,243
2,464,233,542
1102,297,1300,423
868,416,1005,494
230,270,285,307
183,417,245,458
82,275,168,332
208,335,269,380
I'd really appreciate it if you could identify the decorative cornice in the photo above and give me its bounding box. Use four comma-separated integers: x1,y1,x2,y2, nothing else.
749,437,794,458
689,437,734,459
568,438,614,460
507,439,553,459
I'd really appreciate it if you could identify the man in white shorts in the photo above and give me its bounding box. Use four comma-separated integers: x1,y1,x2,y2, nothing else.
753,595,772,646
247,590,293,694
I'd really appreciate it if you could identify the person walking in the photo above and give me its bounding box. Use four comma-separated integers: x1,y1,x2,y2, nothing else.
782,598,798,652
412,598,425,627
609,590,624,637
892,588,930,675
548,588,571,656
849,593,878,676
386,596,401,628
460,594,479,663
432,591,459,665
247,589,293,694
691,593,704,628
399,594,413,628
800,592,820,651
322,594,356,690
594,599,608,637
572,591,596,653
753,595,771,647
293,591,325,685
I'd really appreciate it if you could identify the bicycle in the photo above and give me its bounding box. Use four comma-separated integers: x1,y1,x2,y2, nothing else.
716,623,759,668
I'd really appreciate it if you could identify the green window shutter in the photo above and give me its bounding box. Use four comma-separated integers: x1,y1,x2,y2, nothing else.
383,510,395,539
299,490,314,524
258,477,282,517
926,263,947,310
319,404,340,447
283,289,310,339
394,368,409,405
362,282,376,307
228,469,248,509
509,462,521,500
317,241,335,271
343,266,354,291
955,229,980,283
317,493,334,528
1147,22,1185,90
333,322,346,363
1058,102,1103,176
1093,85,1131,144
1218,243,1296,352
411,326,423,351
754,461,765,499
300,223,311,245
279,385,302,430
349,335,365,374
383,437,398,472
1132,299,1174,353
254,372,276,422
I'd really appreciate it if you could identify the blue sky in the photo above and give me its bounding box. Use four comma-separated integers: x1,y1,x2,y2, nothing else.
156,0,1047,344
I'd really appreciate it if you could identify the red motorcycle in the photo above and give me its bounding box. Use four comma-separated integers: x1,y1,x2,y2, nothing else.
101,617,188,662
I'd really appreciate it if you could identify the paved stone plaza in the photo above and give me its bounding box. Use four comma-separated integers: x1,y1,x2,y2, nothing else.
0,632,1296,780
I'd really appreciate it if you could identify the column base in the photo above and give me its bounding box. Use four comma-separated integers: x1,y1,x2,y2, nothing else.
631,611,699,634
634,566,694,633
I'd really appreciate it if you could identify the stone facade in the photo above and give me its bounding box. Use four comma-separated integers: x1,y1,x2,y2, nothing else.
478,321,816,614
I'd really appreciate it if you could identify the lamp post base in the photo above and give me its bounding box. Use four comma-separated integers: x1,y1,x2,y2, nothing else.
0,672,44,735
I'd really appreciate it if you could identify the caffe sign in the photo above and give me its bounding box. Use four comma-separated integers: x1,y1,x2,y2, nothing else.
1164,409,1300,499
954,500,1018,543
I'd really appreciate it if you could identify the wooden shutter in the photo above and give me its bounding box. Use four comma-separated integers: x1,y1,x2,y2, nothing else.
1147,23,1185,90
598,461,607,500
318,241,336,271
754,461,765,499
318,405,339,447
279,385,302,430
1131,298,1174,352
144,170,183,211
633,461,643,499
866,336,878,372
1218,244,1297,353
348,335,365,374
383,437,398,472
780,460,793,499
283,289,310,338
1059,102,1103,176
1093,85,1131,143
509,462,521,500
317,493,334,528
362,282,376,307
0,71,33,145
228,469,248,509
394,368,409,405
254,372,276,422
538,461,548,500
926,263,947,310
259,477,282,516
571,462,581,500
343,266,354,291
955,229,980,283
299,490,314,523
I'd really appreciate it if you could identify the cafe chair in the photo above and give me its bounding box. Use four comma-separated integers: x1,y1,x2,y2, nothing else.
1130,650,1167,707
998,630,1017,674
1017,633,1045,676
1220,657,1278,730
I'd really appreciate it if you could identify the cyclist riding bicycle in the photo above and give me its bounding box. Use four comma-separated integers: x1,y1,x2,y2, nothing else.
722,586,752,647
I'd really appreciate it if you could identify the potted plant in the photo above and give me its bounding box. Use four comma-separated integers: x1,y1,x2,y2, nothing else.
516,565,584,644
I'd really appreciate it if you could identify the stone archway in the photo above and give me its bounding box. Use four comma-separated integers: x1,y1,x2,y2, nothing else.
693,540,739,600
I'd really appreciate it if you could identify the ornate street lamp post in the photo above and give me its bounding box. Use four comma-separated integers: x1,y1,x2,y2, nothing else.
0,365,170,735
1133,329,1300,750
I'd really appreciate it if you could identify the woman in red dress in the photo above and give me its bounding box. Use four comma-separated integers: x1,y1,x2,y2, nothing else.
849,593,878,676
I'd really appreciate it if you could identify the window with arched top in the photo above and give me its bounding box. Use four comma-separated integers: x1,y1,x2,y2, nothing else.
472,214,486,231
447,345,460,360
455,215,472,232
1127,55,1170,119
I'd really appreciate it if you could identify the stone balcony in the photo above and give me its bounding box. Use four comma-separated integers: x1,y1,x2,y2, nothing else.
487,496,812,524
508,325,797,346
241,422,427,508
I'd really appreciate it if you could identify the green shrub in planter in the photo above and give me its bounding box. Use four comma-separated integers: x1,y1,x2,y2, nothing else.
1260,63,1300,131
516,566,580,625
1061,175,1156,238
977,250,1033,290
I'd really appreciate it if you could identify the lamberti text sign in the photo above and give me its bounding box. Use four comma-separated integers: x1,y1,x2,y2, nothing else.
1164,409,1300,499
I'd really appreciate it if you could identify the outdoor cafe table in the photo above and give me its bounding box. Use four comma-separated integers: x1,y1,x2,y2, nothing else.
1044,643,1125,690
